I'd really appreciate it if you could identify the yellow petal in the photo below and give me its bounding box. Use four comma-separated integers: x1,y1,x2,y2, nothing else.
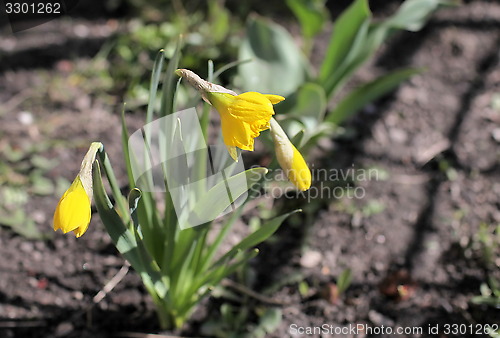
288,146,312,191
209,92,276,123
264,94,285,105
228,92,275,122
221,114,258,151
53,176,92,238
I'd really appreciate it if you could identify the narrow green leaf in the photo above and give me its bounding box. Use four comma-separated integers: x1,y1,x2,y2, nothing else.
385,0,457,32
96,146,128,219
93,161,139,263
199,206,244,273
322,0,449,99
121,104,136,188
147,49,165,125
213,59,252,81
470,296,500,307
214,210,300,267
327,68,421,124
214,249,259,283
318,0,370,88
202,249,260,290
161,38,182,117
92,161,167,299
324,19,371,98
187,167,268,229
128,188,142,228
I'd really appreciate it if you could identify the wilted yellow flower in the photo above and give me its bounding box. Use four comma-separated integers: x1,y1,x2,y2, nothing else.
53,142,102,238
270,118,311,191
207,91,284,152
175,69,284,160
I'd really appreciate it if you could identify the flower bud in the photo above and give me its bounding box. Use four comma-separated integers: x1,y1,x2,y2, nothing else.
270,118,311,191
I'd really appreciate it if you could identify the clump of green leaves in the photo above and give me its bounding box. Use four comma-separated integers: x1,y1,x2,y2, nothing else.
236,0,456,152
91,46,297,329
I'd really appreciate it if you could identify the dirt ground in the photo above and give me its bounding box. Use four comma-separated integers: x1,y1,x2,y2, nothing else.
1,1,499,337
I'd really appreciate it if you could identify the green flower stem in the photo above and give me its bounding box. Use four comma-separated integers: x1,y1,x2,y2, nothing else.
97,148,128,220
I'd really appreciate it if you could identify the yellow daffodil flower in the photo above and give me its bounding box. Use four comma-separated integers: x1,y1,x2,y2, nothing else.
176,69,284,161
270,118,311,191
206,91,284,154
53,142,102,237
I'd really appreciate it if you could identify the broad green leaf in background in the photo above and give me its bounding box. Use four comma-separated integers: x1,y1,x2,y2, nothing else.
237,16,309,96
385,0,458,32
255,308,283,337
327,68,421,124
275,82,327,131
214,210,300,267
0,209,44,239
286,0,328,40
30,172,54,195
208,0,231,43
290,129,305,149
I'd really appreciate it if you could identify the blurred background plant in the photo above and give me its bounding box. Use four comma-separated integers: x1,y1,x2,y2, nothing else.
99,0,240,108
236,0,456,154
0,140,56,239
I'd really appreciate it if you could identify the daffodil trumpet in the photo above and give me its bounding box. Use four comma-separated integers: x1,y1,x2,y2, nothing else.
176,69,284,161
269,118,312,191
53,142,103,237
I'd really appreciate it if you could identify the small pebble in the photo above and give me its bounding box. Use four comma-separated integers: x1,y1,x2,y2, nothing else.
368,310,395,327
55,322,73,337
18,111,33,125
491,128,500,142
300,250,323,268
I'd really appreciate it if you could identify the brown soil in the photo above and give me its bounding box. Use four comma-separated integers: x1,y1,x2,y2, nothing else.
1,1,499,338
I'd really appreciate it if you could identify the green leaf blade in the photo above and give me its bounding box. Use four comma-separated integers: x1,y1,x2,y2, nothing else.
237,16,309,96
318,0,371,90
327,68,421,125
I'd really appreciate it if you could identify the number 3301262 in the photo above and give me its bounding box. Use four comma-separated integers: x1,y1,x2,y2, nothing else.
6,2,61,14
